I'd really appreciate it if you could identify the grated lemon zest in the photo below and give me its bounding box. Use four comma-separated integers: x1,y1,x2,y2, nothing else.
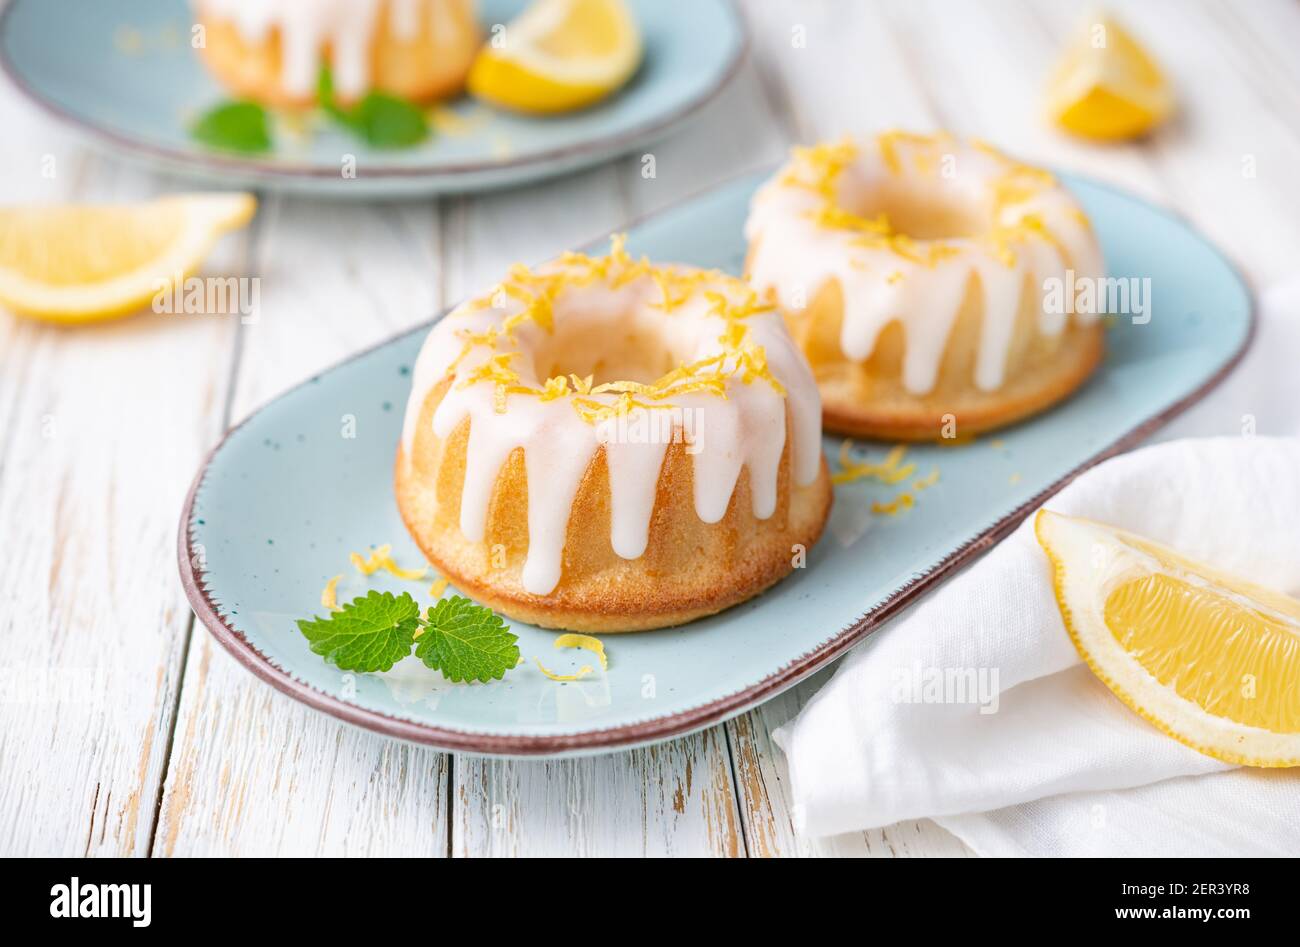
783,132,1077,272
350,544,393,576
444,237,785,424
428,576,449,598
535,658,594,682
913,468,941,490
832,441,913,485
429,105,490,137
553,633,608,670
321,574,343,612
379,556,427,581
872,493,915,516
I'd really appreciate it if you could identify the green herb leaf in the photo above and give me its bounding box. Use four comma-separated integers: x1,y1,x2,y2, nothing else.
316,65,429,149
316,65,348,123
297,590,421,673
415,596,519,683
346,93,429,148
191,101,273,154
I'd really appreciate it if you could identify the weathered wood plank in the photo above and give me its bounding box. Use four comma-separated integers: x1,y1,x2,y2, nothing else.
0,89,243,855
153,194,455,856
453,730,744,857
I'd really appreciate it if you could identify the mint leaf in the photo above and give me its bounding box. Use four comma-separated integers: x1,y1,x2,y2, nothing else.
317,66,429,149
192,101,272,154
346,94,429,148
317,65,348,123
415,596,519,683
297,590,420,672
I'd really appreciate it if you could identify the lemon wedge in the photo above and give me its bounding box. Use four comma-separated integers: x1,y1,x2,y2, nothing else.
467,0,642,114
1045,14,1172,141
1036,509,1300,767
0,193,255,324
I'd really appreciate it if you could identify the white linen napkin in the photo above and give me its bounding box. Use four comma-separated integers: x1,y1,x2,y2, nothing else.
773,281,1300,856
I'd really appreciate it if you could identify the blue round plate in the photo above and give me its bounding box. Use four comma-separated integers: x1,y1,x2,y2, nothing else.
0,0,745,196
178,171,1252,757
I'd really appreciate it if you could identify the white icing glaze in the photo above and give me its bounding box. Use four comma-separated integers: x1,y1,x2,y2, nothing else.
401,256,823,596
196,0,456,98
745,135,1105,395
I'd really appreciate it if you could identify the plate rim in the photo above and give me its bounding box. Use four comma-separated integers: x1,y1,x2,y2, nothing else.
0,0,749,185
175,171,1257,757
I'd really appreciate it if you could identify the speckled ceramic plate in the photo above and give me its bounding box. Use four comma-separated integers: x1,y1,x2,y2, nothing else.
178,170,1252,757
0,0,745,197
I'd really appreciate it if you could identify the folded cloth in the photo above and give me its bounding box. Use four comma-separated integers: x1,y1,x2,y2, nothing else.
774,280,1300,855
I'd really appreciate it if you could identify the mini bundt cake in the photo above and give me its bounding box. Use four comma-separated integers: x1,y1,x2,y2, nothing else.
745,132,1105,441
396,238,833,632
192,0,480,108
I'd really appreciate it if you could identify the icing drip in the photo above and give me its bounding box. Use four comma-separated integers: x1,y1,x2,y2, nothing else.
401,241,823,596
745,133,1105,395
196,0,455,98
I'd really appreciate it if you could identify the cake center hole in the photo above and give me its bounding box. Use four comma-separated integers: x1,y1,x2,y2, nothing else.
533,310,678,387
846,179,989,241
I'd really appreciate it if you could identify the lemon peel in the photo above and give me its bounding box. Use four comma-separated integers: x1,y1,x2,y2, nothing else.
378,557,427,581
913,468,940,490
831,441,911,486
535,658,594,682
1046,15,1172,142
553,632,608,670
350,544,393,576
871,493,915,516
349,544,427,581
1036,509,1300,766
0,193,256,323
320,575,343,612
467,0,642,115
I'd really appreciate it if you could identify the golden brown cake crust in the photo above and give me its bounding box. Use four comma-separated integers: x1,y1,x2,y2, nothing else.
395,444,833,633
197,1,479,108
818,321,1105,441
395,376,833,632
748,253,1106,442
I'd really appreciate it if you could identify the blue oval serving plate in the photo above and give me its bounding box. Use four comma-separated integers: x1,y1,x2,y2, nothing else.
178,170,1252,757
0,0,745,197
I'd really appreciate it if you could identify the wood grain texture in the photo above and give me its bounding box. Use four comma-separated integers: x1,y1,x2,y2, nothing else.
151,195,454,856
0,87,243,856
4,0,1299,857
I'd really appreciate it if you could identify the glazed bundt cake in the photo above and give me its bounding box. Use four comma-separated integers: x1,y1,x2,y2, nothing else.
745,132,1106,440
193,0,480,107
396,238,833,632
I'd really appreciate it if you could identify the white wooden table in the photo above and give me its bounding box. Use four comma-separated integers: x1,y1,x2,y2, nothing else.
4,0,1300,857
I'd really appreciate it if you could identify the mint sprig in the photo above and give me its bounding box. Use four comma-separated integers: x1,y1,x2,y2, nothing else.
318,67,429,149
191,101,273,154
297,590,421,672
415,597,520,683
298,592,518,682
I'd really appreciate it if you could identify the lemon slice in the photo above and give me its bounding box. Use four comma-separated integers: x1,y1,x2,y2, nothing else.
467,0,642,114
0,193,256,324
1045,14,1172,141
1036,509,1300,766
